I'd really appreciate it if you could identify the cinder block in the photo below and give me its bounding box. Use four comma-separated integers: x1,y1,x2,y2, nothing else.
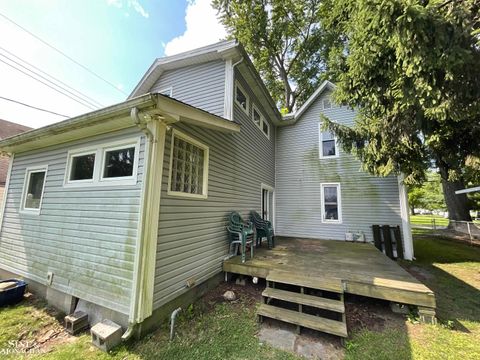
64,311,89,335
90,319,122,352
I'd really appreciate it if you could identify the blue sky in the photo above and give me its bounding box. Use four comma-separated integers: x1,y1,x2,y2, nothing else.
0,0,226,128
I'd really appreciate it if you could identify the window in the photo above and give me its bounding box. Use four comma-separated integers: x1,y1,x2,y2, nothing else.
319,123,338,158
102,146,135,179
252,104,270,139
21,166,47,214
69,152,95,181
321,183,342,223
235,81,249,114
322,97,332,109
64,138,140,187
168,130,209,199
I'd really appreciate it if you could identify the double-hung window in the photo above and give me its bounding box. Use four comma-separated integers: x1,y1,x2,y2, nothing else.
321,183,342,223
168,130,209,199
21,166,48,214
253,104,270,139
319,123,338,158
65,138,140,187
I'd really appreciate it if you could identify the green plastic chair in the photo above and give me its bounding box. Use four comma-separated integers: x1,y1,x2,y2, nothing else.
227,212,254,263
250,211,275,249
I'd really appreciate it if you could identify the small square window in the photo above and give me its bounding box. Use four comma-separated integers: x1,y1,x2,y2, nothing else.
103,147,135,178
252,104,270,139
21,167,47,214
262,120,270,138
235,81,249,114
168,130,209,199
69,153,95,181
253,108,261,126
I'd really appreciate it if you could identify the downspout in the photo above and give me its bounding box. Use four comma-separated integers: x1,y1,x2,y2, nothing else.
122,107,163,341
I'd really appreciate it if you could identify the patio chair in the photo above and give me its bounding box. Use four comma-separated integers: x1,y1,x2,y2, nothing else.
250,211,275,249
226,212,254,263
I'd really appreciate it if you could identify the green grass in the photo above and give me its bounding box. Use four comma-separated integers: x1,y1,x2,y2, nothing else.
1,232,479,359
345,232,480,360
410,214,449,227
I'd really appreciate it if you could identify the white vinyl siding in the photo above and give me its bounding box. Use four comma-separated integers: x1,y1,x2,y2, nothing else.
0,128,145,314
276,90,403,242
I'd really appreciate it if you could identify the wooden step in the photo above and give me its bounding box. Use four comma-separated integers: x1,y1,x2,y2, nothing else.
267,271,343,293
258,304,347,338
262,288,345,313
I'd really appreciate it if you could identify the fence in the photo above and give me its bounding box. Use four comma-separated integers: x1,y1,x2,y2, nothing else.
449,220,480,242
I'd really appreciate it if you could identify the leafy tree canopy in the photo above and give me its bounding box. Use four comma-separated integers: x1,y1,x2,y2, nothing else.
408,171,446,214
321,0,480,221
213,0,330,112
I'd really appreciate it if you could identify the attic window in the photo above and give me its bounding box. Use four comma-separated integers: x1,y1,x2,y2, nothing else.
252,104,270,139
323,98,332,109
235,81,249,115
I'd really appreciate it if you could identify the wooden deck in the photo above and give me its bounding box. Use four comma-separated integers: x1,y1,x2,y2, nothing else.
223,237,436,309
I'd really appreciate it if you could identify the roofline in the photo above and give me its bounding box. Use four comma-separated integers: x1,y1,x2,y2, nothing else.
455,186,480,194
279,80,336,125
0,93,240,154
128,40,239,99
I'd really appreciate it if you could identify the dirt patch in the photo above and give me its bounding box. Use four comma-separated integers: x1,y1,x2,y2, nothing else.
17,293,79,354
345,295,404,333
404,266,434,282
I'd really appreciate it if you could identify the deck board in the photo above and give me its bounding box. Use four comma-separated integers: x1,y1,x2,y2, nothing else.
224,237,435,308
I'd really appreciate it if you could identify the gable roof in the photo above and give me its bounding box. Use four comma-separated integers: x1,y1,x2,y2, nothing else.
129,40,282,124
280,80,336,125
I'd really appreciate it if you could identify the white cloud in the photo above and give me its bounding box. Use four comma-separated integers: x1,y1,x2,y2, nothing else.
107,0,149,18
164,0,227,56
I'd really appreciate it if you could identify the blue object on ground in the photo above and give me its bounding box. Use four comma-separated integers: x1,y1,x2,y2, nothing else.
0,279,27,306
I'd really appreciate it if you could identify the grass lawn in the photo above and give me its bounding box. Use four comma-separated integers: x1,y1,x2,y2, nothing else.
0,230,479,359
410,214,450,227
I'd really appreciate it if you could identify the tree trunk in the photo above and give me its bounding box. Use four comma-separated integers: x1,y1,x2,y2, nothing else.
438,164,472,222
410,205,416,215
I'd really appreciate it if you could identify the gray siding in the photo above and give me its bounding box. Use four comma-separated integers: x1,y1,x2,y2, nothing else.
0,128,145,314
275,91,402,241
150,60,226,117
152,70,275,309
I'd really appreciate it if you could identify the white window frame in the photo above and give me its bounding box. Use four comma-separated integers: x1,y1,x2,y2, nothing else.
167,129,209,199
234,80,250,115
319,123,339,159
64,137,140,188
322,97,332,110
320,183,342,224
158,87,173,97
20,165,48,215
252,104,270,139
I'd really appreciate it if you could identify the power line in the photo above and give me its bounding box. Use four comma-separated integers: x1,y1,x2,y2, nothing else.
0,52,100,110
0,95,69,117
0,11,127,96
0,46,104,108
0,57,97,110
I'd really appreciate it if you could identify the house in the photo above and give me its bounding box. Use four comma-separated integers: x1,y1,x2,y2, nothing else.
0,119,31,205
0,40,415,338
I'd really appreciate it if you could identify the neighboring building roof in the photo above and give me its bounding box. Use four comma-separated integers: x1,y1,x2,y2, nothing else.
0,93,240,155
0,119,31,140
456,186,480,194
0,119,31,185
129,40,283,124
280,80,336,126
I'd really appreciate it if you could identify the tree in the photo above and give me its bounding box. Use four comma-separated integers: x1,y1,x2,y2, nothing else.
408,171,446,214
213,0,329,112
321,0,480,222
